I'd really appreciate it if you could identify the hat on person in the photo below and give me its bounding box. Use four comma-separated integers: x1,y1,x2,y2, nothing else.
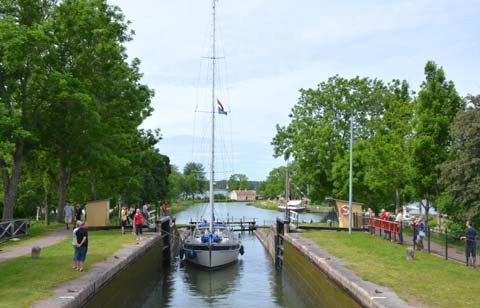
76,220,82,227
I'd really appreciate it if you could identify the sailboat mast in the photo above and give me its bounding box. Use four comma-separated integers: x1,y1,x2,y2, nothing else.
209,0,217,233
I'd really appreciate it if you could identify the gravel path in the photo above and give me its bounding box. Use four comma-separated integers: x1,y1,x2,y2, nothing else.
0,227,71,262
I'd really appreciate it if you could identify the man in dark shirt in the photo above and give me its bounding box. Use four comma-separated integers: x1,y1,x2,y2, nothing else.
75,221,88,272
75,204,83,225
461,221,477,267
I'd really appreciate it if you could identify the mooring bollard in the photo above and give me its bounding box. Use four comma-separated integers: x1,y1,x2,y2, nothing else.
31,246,41,259
406,247,414,260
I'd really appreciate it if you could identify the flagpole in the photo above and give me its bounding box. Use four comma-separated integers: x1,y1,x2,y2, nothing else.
348,113,353,234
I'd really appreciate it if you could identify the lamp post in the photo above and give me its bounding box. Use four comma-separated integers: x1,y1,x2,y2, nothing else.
348,113,353,234
285,163,289,222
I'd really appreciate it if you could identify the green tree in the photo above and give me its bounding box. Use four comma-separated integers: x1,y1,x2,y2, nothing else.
39,0,153,221
259,166,287,200
183,162,206,198
227,173,248,191
166,165,184,200
0,0,55,219
361,80,413,210
272,75,389,205
411,61,464,223
439,95,480,223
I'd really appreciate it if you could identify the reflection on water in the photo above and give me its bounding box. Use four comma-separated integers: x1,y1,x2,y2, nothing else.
182,261,241,300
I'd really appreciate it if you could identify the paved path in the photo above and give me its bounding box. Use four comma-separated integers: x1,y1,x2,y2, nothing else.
0,227,71,262
372,229,467,264
401,232,467,264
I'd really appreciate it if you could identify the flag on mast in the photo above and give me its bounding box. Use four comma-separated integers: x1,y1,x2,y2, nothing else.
217,99,227,115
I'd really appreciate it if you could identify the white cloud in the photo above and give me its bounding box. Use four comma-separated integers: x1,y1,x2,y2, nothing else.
111,0,480,180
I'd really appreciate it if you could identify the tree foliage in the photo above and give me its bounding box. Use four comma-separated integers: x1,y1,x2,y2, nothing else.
271,62,468,221
0,0,170,220
410,61,463,222
258,166,286,200
439,99,480,222
272,75,400,208
227,173,248,191
182,162,207,198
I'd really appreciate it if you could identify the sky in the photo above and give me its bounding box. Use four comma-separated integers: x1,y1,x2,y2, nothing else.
109,0,480,181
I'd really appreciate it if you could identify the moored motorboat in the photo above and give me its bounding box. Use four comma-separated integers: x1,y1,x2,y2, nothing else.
278,200,306,212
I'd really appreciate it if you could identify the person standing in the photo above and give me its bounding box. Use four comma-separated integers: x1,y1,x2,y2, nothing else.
379,209,387,220
134,209,143,241
120,207,127,235
366,208,375,235
162,201,168,217
416,217,425,250
75,204,83,225
142,203,149,221
395,209,403,241
72,220,82,270
64,202,74,230
76,221,88,272
461,221,477,267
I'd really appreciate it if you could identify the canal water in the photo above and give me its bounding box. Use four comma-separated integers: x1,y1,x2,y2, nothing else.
173,201,326,227
138,202,347,308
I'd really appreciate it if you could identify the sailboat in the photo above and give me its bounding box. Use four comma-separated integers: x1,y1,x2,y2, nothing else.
181,0,243,269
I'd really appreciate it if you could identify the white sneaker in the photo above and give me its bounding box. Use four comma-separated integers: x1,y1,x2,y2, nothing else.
136,237,139,241
140,236,142,241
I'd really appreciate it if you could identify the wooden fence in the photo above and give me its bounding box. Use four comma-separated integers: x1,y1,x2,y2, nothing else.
0,219,29,243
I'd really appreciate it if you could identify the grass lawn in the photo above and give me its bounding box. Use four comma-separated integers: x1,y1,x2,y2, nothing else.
0,220,65,249
250,200,279,210
168,199,199,216
0,230,137,308
302,231,479,308
298,222,339,228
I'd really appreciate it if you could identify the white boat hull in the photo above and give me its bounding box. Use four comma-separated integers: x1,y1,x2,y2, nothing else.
278,205,305,212
184,244,240,268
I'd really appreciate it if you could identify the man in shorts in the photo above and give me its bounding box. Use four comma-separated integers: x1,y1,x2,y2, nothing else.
75,221,88,272
64,202,74,230
461,221,477,267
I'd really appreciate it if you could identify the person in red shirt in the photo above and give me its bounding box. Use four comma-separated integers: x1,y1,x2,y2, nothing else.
161,201,168,217
134,208,143,241
379,209,388,220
